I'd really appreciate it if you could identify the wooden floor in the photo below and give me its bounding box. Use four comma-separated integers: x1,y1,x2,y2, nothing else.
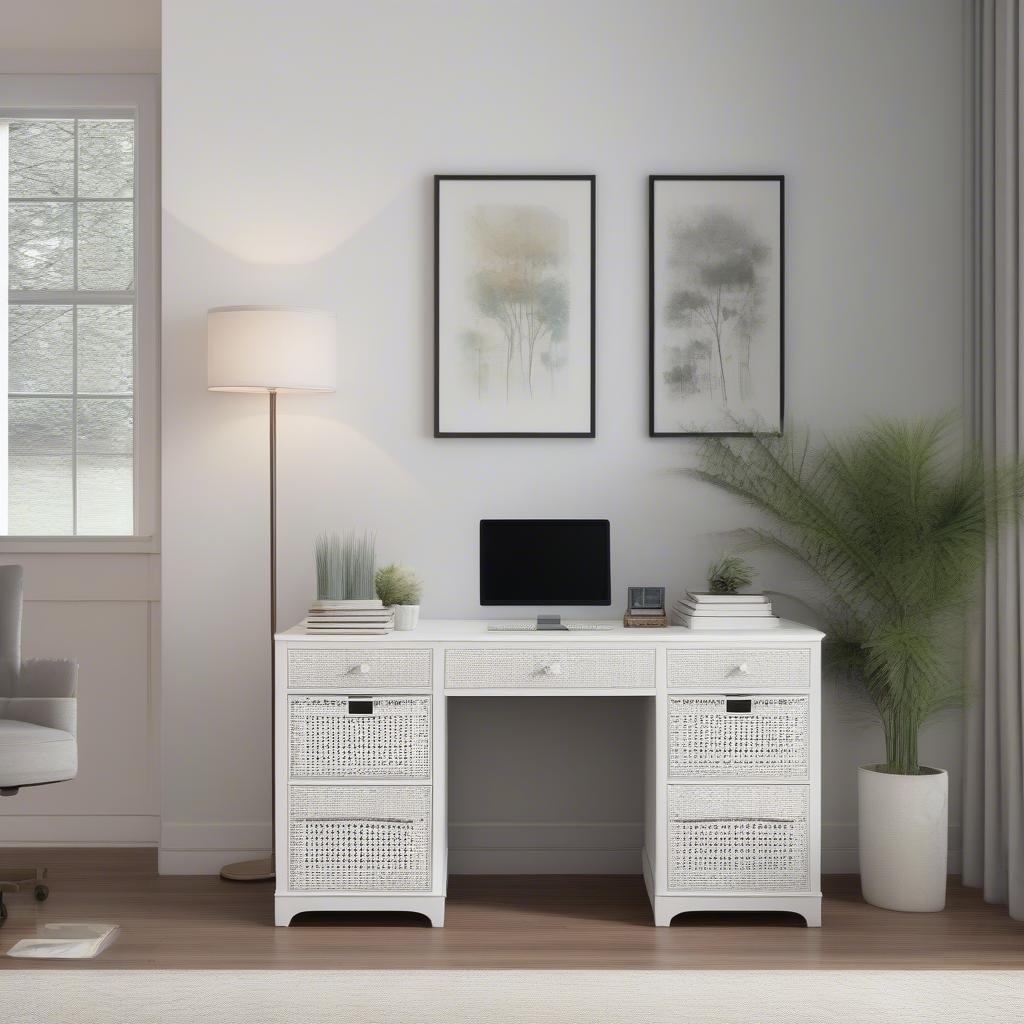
1,849,1022,970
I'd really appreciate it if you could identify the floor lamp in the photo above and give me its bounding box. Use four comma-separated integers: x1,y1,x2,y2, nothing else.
207,306,337,882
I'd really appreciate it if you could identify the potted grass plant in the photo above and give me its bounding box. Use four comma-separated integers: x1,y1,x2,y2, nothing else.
690,418,1023,911
375,564,423,631
314,531,378,601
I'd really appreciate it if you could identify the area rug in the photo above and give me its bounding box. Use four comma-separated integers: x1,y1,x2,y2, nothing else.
3,970,1022,1023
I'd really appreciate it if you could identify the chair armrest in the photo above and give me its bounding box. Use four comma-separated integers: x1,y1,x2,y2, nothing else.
17,659,78,699
4,660,77,736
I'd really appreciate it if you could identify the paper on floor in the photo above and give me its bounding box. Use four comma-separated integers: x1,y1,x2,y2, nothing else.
6,923,120,959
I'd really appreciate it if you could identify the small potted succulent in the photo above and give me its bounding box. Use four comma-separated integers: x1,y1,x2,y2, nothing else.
375,564,423,631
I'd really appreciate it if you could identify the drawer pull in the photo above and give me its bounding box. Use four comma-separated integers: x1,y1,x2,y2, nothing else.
350,663,371,675
542,663,563,676
726,698,752,714
348,699,374,715
735,663,751,675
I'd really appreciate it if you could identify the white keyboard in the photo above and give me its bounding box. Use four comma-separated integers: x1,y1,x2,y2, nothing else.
487,622,615,632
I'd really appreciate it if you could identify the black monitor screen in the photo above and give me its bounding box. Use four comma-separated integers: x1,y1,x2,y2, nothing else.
479,520,611,606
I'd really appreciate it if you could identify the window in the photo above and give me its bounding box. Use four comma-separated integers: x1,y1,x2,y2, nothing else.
3,116,137,536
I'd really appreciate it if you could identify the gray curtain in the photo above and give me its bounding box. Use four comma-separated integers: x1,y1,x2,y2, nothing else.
964,0,1023,920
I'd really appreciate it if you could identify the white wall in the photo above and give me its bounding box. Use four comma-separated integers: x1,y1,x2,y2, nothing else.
161,0,967,873
0,0,159,73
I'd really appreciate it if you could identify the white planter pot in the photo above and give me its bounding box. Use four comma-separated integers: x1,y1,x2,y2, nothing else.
392,605,420,631
858,764,948,912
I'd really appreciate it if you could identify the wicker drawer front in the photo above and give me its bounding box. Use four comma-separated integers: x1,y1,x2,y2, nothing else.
668,784,809,892
667,648,810,690
288,785,431,892
444,648,655,689
287,648,431,690
289,696,431,779
668,695,809,779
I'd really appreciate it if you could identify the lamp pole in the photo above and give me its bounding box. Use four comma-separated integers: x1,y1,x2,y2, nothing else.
268,389,277,864
207,306,336,884
219,389,280,883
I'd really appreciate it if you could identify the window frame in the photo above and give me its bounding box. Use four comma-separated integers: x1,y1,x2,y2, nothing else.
0,75,158,553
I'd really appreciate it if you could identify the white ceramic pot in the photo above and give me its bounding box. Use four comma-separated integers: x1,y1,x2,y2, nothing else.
858,764,948,912
392,605,420,631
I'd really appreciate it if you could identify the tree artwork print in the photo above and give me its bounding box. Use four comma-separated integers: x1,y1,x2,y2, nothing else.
650,177,783,436
435,177,594,437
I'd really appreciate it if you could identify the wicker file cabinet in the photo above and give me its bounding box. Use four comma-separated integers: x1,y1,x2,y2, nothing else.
274,622,822,928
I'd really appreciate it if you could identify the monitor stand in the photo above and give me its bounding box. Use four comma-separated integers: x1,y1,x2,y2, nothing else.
536,615,569,631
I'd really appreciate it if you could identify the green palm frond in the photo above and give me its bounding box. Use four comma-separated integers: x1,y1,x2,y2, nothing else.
691,417,1024,774
706,554,757,594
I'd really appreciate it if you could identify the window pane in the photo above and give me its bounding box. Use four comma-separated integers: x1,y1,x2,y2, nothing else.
8,120,74,199
78,120,134,199
8,305,74,394
78,201,134,290
9,397,73,454
76,455,133,535
9,202,74,290
77,305,133,393
77,398,133,454
8,456,73,535
5,116,139,538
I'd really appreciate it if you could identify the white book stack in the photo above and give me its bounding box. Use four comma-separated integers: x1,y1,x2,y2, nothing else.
303,599,394,635
672,591,780,630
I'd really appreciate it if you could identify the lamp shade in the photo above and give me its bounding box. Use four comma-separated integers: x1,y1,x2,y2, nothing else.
207,306,337,393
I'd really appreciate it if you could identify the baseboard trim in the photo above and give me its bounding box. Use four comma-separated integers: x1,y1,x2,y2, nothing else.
448,849,642,874
160,822,272,851
0,814,159,847
448,822,643,875
159,849,271,876
158,822,272,875
155,821,964,876
821,823,962,874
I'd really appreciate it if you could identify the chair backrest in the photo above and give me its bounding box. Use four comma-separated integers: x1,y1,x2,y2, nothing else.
0,565,22,701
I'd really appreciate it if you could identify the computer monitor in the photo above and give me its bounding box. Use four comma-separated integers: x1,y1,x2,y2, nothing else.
479,520,611,621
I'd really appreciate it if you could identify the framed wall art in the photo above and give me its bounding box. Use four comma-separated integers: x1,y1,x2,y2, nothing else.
435,175,595,437
649,175,784,436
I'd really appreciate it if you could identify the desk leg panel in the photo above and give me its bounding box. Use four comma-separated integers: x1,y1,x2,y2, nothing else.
275,895,445,928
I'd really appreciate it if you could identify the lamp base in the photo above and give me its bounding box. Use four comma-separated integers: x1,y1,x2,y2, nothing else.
220,856,275,882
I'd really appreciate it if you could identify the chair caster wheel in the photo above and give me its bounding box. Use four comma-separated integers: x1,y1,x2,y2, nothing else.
34,884,49,902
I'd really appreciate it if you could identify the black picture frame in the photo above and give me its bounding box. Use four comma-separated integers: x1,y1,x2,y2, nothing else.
648,175,784,438
434,175,596,438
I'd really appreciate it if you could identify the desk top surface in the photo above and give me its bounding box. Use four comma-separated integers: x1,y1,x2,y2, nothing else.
277,619,824,643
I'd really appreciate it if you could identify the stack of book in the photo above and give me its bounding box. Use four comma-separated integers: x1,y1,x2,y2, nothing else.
672,592,780,630
303,599,394,634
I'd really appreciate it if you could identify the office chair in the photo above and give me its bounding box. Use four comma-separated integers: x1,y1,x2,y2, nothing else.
0,565,78,925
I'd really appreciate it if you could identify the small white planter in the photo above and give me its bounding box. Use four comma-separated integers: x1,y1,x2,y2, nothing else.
858,764,948,912
392,605,420,631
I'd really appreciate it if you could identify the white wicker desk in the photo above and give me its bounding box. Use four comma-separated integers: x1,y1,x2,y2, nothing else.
274,620,823,928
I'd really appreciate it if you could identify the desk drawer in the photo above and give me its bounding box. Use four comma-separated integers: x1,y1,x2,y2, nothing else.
668,784,809,892
668,695,809,779
667,647,810,690
289,696,431,779
287,648,431,690
287,784,431,892
444,648,655,689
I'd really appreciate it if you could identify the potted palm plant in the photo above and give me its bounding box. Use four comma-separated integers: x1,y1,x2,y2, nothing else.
691,418,1022,911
